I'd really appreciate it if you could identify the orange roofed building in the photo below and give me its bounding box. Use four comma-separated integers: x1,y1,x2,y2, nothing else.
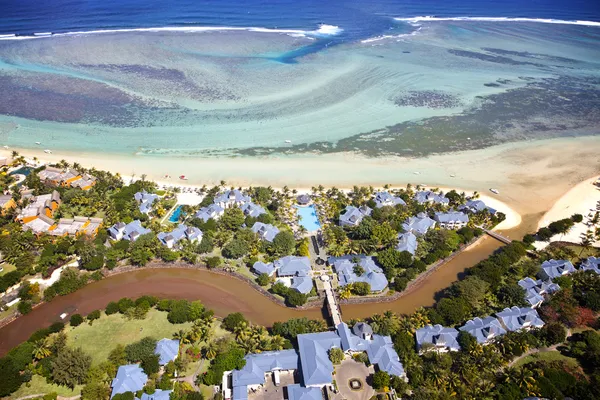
38,167,97,191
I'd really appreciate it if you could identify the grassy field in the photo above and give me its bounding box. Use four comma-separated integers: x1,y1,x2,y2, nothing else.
66,309,193,365
0,262,16,276
513,350,579,369
564,245,600,263
10,375,82,399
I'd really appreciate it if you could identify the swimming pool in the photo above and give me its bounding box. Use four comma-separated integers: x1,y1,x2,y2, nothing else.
169,205,183,223
296,205,321,232
9,166,33,176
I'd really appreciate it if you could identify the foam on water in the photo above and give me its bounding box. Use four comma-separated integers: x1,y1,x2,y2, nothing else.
395,16,600,27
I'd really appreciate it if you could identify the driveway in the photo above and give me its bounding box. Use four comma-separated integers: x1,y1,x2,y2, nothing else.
335,359,375,400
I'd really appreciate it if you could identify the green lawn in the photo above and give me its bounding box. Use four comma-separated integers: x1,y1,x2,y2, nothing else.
0,303,17,320
513,350,579,369
0,263,16,276
10,375,82,399
66,309,192,365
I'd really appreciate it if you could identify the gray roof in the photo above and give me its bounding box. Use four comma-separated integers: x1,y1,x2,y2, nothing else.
459,317,507,344
396,232,417,255
496,307,545,332
108,220,151,241
251,222,280,242
275,256,311,277
366,335,405,377
135,191,159,214
337,323,370,352
434,211,469,224
402,212,436,236
240,202,266,218
352,322,373,338
518,277,560,308
339,205,372,226
374,191,406,208
581,256,600,274
297,331,342,386
415,324,460,351
291,276,314,294
460,199,496,215
414,191,449,205
214,189,251,207
253,261,276,276
195,203,224,222
287,384,323,400
232,350,298,397
540,259,576,280
330,255,388,292
111,364,148,398
155,339,179,365
157,224,202,247
297,194,311,205
140,390,172,400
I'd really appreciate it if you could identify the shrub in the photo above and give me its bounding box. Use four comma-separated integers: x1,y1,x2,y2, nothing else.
571,214,583,223
328,348,344,364
222,239,249,259
167,300,191,324
125,337,157,363
117,297,135,313
256,273,270,286
105,301,119,315
285,290,308,307
48,322,65,333
222,313,248,332
205,256,222,269
87,310,101,322
141,354,160,375
372,370,390,390
70,314,84,327
0,358,22,396
18,301,32,315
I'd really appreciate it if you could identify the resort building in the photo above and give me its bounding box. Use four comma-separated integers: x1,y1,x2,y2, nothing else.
251,222,280,242
415,325,460,353
0,195,16,215
254,256,313,294
539,259,576,280
38,167,97,190
70,173,97,190
111,364,148,398
240,202,266,218
296,194,311,205
17,190,61,221
49,217,103,237
223,322,405,399
329,255,388,293
414,191,449,205
518,277,560,308
275,256,312,277
134,191,159,215
433,211,469,229
580,256,600,274
140,390,173,400
402,212,436,236
459,317,507,344
252,261,277,277
495,307,545,332
396,232,417,255
157,224,202,249
373,191,406,208
339,205,372,227
195,203,225,222
155,339,180,365
459,199,497,215
214,189,251,209
108,220,152,241
22,214,55,234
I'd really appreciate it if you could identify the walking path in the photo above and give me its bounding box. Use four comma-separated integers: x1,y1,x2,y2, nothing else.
322,276,342,326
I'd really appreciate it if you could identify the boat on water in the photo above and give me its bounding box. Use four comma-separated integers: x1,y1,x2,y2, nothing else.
285,140,292,143
2,146,8,149
35,141,41,145
43,149,52,154
414,171,420,175
490,188,500,194
179,175,188,180
450,174,456,177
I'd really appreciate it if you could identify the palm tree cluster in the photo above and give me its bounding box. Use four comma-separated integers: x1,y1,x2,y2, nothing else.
232,321,286,353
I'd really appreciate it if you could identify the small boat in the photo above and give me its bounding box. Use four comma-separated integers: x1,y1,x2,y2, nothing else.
2,146,8,149
35,141,41,145
450,174,456,177
43,149,52,154
179,175,188,180
490,188,500,194
413,171,420,175
285,140,292,143
59,313,68,320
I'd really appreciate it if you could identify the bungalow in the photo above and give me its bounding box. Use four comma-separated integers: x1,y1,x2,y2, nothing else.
339,205,372,227
539,259,576,280
414,191,449,205
155,338,179,365
134,191,159,215
252,261,276,277
38,167,97,190
22,214,55,234
580,256,600,274
496,307,545,332
374,191,406,208
459,317,507,344
111,364,148,398
214,189,251,209
275,256,312,277
240,202,266,218
402,212,436,236
297,194,311,205
433,211,469,229
329,255,388,292
108,220,152,241
290,277,314,294
518,277,560,308
49,217,104,238
415,325,460,353
396,232,417,255
286,385,323,400
157,224,202,249
0,195,16,215
459,199,497,215
140,390,173,400
17,190,61,222
195,203,225,222
251,222,280,242
70,173,97,190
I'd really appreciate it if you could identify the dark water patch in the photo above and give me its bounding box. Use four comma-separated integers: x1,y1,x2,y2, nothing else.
484,83,501,87
392,90,462,109
448,49,546,68
482,47,583,64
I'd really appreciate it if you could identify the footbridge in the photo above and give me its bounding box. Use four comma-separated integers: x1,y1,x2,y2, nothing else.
320,275,342,327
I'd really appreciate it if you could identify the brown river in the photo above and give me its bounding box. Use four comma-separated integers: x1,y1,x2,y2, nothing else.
0,223,529,356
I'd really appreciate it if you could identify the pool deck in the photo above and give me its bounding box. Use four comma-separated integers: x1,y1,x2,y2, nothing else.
295,205,321,233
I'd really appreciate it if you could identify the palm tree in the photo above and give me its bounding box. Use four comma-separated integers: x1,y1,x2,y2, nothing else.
173,330,190,345
32,339,51,360
269,335,285,351
203,341,218,359
338,286,352,300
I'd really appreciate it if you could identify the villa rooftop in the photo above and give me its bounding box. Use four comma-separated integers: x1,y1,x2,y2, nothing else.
459,316,507,344
396,232,417,255
402,212,436,236
581,256,600,274
108,220,151,242
157,224,202,248
539,259,576,280
496,306,545,332
195,203,225,222
111,364,148,398
414,190,449,205
374,191,406,208
339,205,372,227
155,338,179,365
329,255,388,292
415,324,460,352
251,222,280,242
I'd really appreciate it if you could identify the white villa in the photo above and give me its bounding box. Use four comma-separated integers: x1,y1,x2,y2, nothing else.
433,211,469,229
339,205,372,227
415,325,460,353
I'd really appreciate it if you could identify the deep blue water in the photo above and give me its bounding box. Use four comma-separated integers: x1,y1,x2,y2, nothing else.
1,0,599,40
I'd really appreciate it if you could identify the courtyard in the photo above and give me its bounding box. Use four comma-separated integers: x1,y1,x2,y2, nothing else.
334,359,375,400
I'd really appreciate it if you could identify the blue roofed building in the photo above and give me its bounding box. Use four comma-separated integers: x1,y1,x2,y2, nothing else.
433,211,469,229
155,338,179,365
286,384,323,400
275,256,311,277
240,202,266,218
297,331,342,387
111,364,148,398
214,190,251,209
339,205,372,227
329,255,388,292
460,199,497,215
140,390,173,400
414,191,449,205
290,276,314,294
459,317,507,344
415,324,460,353
195,203,224,222
581,256,600,274
134,191,159,215
539,259,576,280
252,261,276,276
496,307,545,332
157,224,202,249
396,232,417,255
108,220,152,242
367,335,406,377
251,222,280,242
518,277,560,308
373,192,406,208
402,212,436,236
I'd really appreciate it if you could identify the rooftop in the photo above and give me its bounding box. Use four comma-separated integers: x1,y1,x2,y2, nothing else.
329,255,388,292
415,324,460,352
155,338,179,365
496,306,545,332
111,364,148,398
